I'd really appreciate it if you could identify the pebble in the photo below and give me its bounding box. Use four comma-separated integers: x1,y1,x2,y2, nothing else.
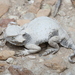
22,12,36,20
6,58,14,64
9,16,19,19
28,0,34,4
39,58,44,62
27,55,36,59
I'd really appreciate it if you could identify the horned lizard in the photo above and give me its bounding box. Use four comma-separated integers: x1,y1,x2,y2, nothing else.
2,16,75,63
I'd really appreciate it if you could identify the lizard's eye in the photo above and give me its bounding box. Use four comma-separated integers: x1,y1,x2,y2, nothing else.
23,34,25,37
11,37,15,40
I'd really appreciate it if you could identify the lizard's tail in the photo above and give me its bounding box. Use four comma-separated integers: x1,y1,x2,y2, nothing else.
68,44,75,63
68,52,75,63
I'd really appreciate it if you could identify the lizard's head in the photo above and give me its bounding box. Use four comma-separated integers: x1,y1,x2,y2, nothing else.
4,24,26,45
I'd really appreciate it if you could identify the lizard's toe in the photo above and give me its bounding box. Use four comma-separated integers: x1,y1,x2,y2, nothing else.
20,49,30,56
42,48,58,56
42,49,53,56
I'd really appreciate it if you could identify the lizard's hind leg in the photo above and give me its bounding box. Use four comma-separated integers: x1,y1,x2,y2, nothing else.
42,36,61,56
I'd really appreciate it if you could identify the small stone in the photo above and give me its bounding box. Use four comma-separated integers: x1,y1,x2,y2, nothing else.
44,0,57,5
27,55,36,59
16,19,30,26
0,19,15,27
0,0,10,17
28,0,34,4
9,16,19,19
69,7,73,10
39,58,44,62
6,58,14,64
22,12,36,20
44,56,67,73
28,0,43,13
0,50,15,60
42,4,51,9
36,9,51,17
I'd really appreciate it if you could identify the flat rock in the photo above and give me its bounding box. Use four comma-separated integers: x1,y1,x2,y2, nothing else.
16,19,30,26
22,12,36,20
44,0,57,5
42,4,51,9
0,0,10,17
8,66,34,75
0,50,15,60
36,9,51,17
28,0,43,13
44,56,67,73
0,19,15,27
28,0,34,4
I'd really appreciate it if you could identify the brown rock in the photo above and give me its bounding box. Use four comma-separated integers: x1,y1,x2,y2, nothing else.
71,0,75,7
0,63,6,72
28,0,43,13
0,50,15,60
36,9,51,17
44,0,57,5
0,0,10,17
18,68,34,75
28,5,39,14
16,19,30,26
44,56,67,73
8,66,19,75
0,19,15,27
8,66,34,75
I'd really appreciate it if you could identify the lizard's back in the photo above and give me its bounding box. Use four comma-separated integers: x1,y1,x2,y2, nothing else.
24,17,64,44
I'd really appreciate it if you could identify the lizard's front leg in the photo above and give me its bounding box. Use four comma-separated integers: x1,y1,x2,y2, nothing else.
20,44,41,55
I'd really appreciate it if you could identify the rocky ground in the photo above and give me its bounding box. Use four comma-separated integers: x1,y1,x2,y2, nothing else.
0,0,75,75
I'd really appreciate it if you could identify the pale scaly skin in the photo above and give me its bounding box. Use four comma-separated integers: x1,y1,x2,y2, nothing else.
3,16,75,63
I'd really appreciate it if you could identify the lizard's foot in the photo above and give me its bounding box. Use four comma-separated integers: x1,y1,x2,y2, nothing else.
42,48,58,56
16,49,30,56
21,49,30,56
